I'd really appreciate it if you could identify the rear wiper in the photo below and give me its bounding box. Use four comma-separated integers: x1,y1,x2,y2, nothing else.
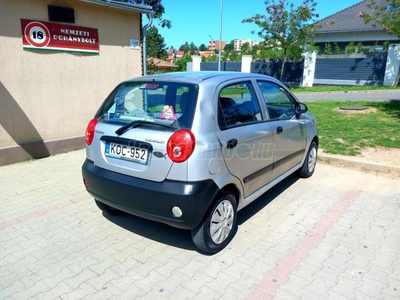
115,120,177,136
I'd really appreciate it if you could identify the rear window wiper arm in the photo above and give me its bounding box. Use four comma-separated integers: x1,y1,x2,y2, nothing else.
115,120,177,136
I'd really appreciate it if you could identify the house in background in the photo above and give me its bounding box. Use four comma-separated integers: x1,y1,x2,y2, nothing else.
208,40,226,52
147,57,178,73
175,50,185,58
200,51,216,58
0,0,154,165
233,39,260,52
313,0,400,53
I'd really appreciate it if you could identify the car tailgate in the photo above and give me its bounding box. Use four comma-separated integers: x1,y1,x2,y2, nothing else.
89,122,174,182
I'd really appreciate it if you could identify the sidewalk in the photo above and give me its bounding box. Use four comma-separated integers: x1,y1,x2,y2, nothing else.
318,148,400,176
1,149,399,300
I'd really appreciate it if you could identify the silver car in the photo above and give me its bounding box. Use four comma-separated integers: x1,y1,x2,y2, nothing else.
82,71,318,254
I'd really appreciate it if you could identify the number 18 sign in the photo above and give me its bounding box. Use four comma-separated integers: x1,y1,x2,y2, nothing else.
20,19,99,54
24,21,51,48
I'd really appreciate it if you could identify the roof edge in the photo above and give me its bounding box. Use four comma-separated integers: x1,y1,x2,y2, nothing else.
79,0,155,15
315,0,364,26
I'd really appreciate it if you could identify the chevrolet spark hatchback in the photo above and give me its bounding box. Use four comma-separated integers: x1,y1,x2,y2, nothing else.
82,71,318,254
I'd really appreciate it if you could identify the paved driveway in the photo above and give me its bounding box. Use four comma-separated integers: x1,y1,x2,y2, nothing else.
1,150,399,300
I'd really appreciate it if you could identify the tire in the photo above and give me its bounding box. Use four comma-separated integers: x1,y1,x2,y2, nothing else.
95,199,119,215
298,141,318,178
191,192,237,254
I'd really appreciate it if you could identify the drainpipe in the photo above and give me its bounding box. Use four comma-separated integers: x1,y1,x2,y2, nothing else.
142,13,153,76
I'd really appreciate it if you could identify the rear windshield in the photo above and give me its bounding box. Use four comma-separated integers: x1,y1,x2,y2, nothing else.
96,81,198,129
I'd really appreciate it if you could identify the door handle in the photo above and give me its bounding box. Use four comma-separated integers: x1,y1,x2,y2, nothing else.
226,139,238,149
277,126,283,134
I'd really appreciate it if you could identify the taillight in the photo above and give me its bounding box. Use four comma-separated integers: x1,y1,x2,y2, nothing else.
167,129,195,163
85,118,98,145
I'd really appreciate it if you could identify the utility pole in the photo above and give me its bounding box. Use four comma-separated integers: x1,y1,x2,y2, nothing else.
218,0,223,71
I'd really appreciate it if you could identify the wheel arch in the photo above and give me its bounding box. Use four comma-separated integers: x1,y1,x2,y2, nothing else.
312,135,319,147
201,183,240,223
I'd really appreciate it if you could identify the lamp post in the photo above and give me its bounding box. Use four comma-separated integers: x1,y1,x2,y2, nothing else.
218,0,223,71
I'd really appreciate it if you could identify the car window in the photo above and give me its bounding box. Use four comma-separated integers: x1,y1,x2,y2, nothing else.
218,81,262,129
96,81,197,129
257,81,295,120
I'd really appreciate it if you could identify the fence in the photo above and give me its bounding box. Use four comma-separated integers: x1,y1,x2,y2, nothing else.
313,54,387,86
188,44,400,86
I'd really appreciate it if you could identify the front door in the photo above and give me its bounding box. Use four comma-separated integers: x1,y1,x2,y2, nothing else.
256,81,307,180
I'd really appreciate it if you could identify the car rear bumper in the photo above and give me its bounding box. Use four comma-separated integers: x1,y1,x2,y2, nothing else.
82,159,219,230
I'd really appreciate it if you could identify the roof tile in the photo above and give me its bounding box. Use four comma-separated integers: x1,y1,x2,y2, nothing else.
315,0,389,33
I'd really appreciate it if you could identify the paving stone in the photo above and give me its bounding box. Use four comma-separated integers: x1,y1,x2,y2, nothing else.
356,278,387,299
157,271,191,294
1,150,400,300
61,282,99,300
272,288,298,300
280,274,312,295
166,286,197,300
181,271,214,294
315,262,343,282
86,269,120,292
35,282,74,300
177,258,208,278
140,284,172,300
190,285,222,300
133,270,167,294
331,275,363,298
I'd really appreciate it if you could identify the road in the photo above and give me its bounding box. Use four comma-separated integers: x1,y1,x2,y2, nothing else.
294,90,400,102
1,149,399,299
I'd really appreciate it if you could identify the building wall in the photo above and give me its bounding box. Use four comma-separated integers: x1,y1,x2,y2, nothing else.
233,39,259,52
208,40,226,51
0,0,143,165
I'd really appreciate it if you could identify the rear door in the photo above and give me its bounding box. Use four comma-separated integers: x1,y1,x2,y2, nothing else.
256,81,307,180
214,80,274,198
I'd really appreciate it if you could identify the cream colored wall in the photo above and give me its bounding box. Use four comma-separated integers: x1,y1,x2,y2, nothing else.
0,0,144,163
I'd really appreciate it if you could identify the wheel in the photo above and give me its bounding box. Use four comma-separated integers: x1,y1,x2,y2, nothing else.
95,199,119,215
191,192,237,254
298,141,318,178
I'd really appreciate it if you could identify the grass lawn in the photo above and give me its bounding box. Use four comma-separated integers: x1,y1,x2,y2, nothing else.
307,100,400,155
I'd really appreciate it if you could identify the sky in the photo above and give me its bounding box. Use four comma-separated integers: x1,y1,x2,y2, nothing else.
153,0,362,49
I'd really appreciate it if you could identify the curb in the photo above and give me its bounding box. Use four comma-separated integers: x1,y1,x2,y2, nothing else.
318,153,400,176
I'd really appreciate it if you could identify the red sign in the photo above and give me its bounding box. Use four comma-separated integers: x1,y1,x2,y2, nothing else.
21,19,99,54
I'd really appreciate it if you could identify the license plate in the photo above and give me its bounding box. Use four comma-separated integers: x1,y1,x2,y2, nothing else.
105,142,149,164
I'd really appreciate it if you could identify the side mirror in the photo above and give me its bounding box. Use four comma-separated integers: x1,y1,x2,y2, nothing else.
295,102,308,115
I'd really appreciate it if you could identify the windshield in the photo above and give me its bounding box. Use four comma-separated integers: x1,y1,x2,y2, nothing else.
96,81,198,129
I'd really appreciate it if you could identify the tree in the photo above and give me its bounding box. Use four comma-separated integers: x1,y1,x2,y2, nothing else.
189,42,198,55
242,0,320,81
361,0,400,86
324,43,332,55
333,43,342,54
117,0,171,28
345,40,356,54
356,42,365,54
224,40,235,52
199,44,208,51
146,26,168,59
226,51,241,62
361,0,400,36
174,54,192,71
240,42,251,54
179,42,190,53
